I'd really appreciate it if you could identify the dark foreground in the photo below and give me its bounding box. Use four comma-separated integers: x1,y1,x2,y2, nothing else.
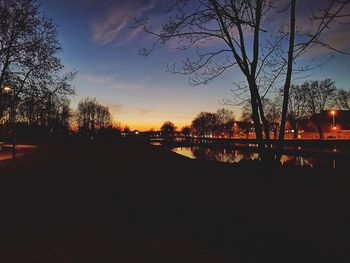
0,139,349,262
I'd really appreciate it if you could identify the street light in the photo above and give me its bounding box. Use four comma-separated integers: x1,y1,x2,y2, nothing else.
330,110,337,139
331,110,336,127
2,84,16,159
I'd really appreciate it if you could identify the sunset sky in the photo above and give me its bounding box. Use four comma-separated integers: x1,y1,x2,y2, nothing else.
42,0,350,131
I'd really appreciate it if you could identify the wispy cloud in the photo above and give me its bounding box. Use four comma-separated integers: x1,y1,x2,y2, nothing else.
137,108,156,116
108,103,123,114
91,0,156,45
80,73,145,91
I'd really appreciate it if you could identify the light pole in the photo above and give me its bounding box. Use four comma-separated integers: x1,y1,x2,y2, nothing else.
2,85,16,159
331,110,335,127
330,110,336,139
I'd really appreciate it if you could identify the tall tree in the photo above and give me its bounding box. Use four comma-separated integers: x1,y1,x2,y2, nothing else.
0,0,75,121
301,79,337,139
139,0,350,163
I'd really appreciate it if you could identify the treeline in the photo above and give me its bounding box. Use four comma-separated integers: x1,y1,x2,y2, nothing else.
159,108,235,138
240,79,350,139
190,108,235,137
161,79,350,140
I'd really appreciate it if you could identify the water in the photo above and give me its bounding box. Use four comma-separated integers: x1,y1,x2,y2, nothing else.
171,147,340,169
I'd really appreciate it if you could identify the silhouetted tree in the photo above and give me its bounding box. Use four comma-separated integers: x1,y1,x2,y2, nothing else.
240,102,252,123
139,0,350,163
301,79,337,139
76,98,112,137
191,112,219,137
161,121,176,139
240,98,280,138
216,108,235,137
181,126,191,137
265,99,281,139
282,84,308,139
0,0,76,139
335,89,350,110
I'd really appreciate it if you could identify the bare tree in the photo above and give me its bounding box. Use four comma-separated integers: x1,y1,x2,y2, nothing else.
139,0,350,164
265,98,281,139
302,79,337,139
335,89,350,110
0,0,75,120
282,84,308,139
240,98,280,138
216,108,235,136
76,98,112,137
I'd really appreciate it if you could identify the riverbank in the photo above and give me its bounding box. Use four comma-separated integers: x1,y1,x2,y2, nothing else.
0,139,349,262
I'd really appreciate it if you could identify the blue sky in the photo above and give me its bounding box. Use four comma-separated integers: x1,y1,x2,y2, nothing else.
42,0,350,130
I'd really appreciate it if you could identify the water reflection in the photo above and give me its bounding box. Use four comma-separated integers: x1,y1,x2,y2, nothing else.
172,147,339,169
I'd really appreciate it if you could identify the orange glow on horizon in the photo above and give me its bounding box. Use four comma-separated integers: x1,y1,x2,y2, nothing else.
116,119,190,132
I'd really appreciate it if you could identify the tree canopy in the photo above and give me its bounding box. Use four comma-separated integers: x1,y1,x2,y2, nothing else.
0,0,76,137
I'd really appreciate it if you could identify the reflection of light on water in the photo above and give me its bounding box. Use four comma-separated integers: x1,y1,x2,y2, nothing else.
150,142,162,146
172,147,258,163
171,147,338,169
280,155,313,168
172,147,196,159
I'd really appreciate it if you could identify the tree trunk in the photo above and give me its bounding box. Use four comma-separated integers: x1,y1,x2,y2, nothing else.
293,128,298,139
250,92,274,165
278,0,296,161
315,122,324,139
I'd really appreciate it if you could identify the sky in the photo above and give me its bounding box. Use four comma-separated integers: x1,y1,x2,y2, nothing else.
41,0,350,131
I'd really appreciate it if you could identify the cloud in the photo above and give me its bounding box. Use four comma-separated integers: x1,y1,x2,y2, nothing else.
80,73,145,91
108,103,123,114
91,0,157,45
137,108,156,116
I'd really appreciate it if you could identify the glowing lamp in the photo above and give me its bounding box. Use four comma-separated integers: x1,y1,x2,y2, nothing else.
3,86,12,92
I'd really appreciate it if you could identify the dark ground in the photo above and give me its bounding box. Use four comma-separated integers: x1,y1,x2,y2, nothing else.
0,139,349,262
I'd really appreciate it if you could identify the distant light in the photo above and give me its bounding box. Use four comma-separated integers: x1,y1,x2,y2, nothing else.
331,110,335,115
234,123,237,126
3,86,12,92
332,126,337,130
